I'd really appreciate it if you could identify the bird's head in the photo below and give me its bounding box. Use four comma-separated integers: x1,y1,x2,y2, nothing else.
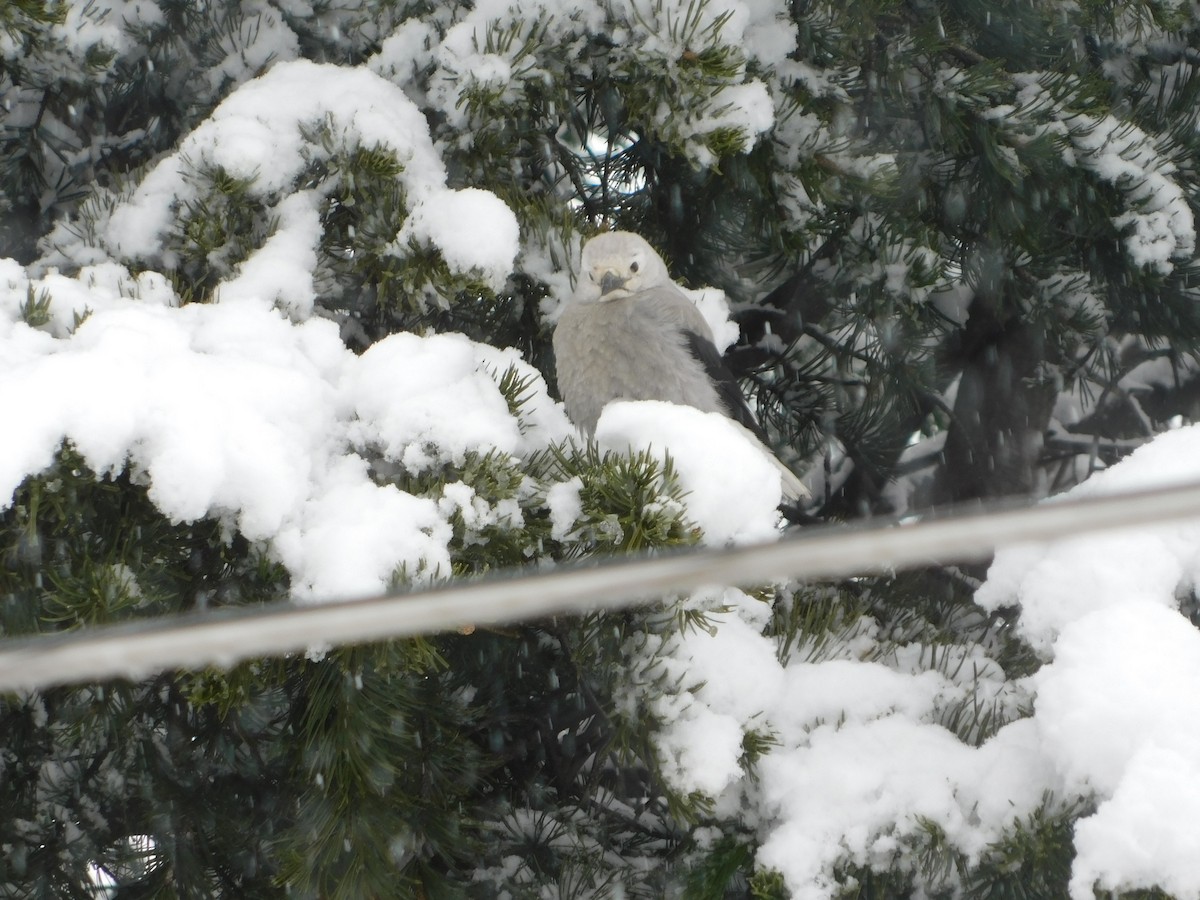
578,232,671,302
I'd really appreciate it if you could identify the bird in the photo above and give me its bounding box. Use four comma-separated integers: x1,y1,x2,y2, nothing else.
552,231,808,503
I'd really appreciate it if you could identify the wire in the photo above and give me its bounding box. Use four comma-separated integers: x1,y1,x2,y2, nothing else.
3,479,1200,692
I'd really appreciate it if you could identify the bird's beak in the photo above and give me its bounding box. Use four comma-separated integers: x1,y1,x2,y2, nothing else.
599,270,627,296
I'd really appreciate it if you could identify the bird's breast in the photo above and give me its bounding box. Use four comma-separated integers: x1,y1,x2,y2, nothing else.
554,296,724,435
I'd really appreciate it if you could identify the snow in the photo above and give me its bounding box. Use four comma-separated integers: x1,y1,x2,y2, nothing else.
1071,741,1200,900
346,332,523,468
217,190,323,317
0,263,569,601
0,261,177,339
655,693,747,798
273,457,453,600
683,285,742,353
644,584,1048,893
676,80,776,148
546,477,584,541
614,0,796,68
594,401,784,545
1046,604,1200,898
202,7,301,93
369,19,437,85
53,0,165,60
983,73,1196,275
1032,604,1200,797
5,15,1200,900
970,430,1200,896
98,60,519,290
387,0,792,167
975,425,1200,654
0,55,538,606
653,591,785,799
394,188,521,292
625,420,1200,897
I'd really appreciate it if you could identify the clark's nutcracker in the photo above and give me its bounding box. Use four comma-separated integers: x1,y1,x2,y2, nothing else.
553,231,808,503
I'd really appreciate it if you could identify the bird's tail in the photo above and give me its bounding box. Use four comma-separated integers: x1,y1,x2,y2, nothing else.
772,454,811,504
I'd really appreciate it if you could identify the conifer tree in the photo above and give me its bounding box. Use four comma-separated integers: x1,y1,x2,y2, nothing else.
2,1,1199,898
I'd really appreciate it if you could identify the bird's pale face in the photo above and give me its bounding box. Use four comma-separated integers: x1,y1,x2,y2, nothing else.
578,232,670,302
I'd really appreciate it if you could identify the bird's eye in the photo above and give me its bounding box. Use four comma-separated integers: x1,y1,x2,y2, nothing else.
630,261,640,273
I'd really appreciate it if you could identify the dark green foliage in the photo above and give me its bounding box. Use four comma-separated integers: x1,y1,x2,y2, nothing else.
560,0,1200,515
534,444,699,553
0,436,713,896
311,142,414,332
686,834,755,899
1,446,289,639
170,167,272,302
274,644,483,899
0,665,292,897
18,285,53,327
0,448,292,894
751,868,790,900
964,796,1086,899
4,0,1200,897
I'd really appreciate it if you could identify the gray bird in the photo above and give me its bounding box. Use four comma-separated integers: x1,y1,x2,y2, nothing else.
553,231,808,503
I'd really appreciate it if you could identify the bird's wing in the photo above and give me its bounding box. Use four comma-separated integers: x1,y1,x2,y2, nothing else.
637,284,767,441
638,283,715,341
679,329,769,443
643,284,810,502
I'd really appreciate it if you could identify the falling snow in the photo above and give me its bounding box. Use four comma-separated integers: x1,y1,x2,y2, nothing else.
4,2,1200,896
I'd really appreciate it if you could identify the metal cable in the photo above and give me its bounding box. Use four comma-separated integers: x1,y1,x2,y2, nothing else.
3,480,1200,691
